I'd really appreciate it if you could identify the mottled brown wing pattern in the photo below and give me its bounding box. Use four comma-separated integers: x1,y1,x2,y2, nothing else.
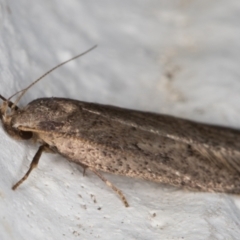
78,101,240,174
14,98,240,194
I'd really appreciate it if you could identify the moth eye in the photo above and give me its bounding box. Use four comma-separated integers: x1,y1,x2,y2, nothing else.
19,131,33,140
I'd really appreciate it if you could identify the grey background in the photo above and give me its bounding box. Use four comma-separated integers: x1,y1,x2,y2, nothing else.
0,0,240,239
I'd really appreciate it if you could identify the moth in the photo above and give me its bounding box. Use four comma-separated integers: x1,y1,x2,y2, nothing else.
1,46,240,207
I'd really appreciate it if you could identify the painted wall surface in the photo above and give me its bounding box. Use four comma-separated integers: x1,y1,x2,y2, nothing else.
0,1,240,239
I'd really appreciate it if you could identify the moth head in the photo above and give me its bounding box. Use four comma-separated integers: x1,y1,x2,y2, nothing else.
0,95,32,140
0,46,97,141
0,100,7,120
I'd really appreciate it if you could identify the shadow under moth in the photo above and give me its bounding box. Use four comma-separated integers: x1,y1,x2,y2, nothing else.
1,46,240,207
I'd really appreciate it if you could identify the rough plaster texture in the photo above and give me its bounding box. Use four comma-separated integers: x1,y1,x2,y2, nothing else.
0,1,240,239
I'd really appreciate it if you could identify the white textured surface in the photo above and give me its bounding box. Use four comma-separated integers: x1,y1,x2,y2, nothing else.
0,1,240,239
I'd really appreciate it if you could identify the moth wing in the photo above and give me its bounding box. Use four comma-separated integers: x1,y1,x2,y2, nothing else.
80,102,240,174
16,98,240,174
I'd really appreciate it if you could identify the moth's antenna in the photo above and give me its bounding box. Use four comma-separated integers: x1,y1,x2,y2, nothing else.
9,45,97,109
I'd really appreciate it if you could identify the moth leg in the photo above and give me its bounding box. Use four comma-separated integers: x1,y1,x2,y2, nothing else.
77,163,88,176
90,168,129,207
12,144,49,190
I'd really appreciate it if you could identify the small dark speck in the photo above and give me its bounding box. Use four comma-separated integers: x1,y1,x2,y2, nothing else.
102,151,107,157
90,194,97,203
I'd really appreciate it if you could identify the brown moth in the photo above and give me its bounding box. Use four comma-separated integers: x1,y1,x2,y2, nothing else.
1,47,240,207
